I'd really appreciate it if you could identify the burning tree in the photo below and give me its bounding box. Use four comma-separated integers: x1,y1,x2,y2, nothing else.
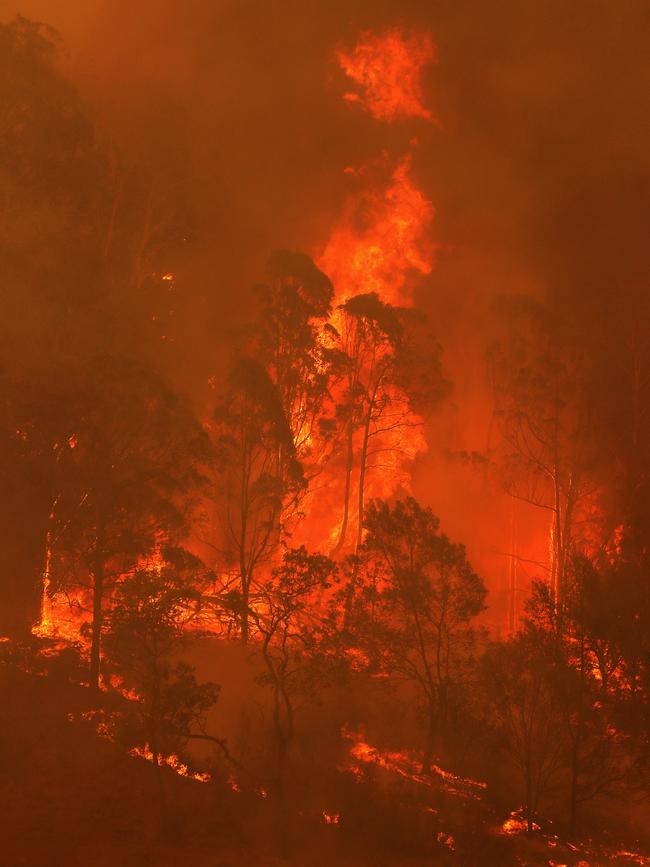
45,356,208,689
104,549,219,825
345,497,486,773
332,293,403,555
0,16,107,633
250,251,344,524
211,357,305,643
331,295,444,555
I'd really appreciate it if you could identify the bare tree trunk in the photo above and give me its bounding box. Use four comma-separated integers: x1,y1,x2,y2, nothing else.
240,580,250,645
332,415,354,555
422,696,437,774
508,496,518,632
355,407,372,554
355,380,381,555
524,764,535,832
151,745,168,834
568,623,586,836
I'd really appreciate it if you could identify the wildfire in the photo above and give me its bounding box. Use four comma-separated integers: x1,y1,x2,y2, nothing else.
33,576,88,645
68,709,211,783
321,27,437,307
341,727,487,799
129,744,210,783
436,831,455,851
318,155,436,307
501,808,540,835
337,29,437,123
300,29,439,552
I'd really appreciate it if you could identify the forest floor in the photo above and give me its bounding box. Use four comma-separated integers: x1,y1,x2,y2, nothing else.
0,646,648,867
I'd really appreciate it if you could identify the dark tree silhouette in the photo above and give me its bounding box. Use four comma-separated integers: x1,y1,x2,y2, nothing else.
104,549,218,826
47,356,208,690
211,357,305,643
347,497,486,772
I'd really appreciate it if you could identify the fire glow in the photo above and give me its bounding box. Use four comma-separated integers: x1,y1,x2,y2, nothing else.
10,11,648,865
341,727,487,800
337,29,437,123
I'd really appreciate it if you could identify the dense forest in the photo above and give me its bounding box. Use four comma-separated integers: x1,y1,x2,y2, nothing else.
1,6,650,865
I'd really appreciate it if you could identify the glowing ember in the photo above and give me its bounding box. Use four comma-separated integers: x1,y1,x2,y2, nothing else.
614,853,650,866
337,29,437,123
501,808,540,835
436,831,455,850
129,744,210,783
341,727,486,799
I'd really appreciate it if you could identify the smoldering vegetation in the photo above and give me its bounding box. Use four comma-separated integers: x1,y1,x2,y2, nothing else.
1,4,650,866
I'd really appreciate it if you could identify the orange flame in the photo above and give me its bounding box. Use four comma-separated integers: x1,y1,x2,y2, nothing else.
299,29,439,551
341,727,486,799
318,155,435,307
337,29,437,123
129,743,210,783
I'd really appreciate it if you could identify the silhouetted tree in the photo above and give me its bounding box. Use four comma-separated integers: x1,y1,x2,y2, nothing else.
251,545,337,854
251,252,344,523
482,627,567,833
211,358,305,642
529,565,629,833
347,497,486,772
47,356,208,690
0,16,105,631
104,549,218,826
330,295,448,555
253,546,336,794
488,297,600,604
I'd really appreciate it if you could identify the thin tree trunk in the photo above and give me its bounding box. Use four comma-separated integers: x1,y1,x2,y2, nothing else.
568,621,586,836
508,496,518,632
151,745,168,834
355,379,382,555
355,403,373,555
332,414,354,555
240,581,250,645
422,697,437,774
